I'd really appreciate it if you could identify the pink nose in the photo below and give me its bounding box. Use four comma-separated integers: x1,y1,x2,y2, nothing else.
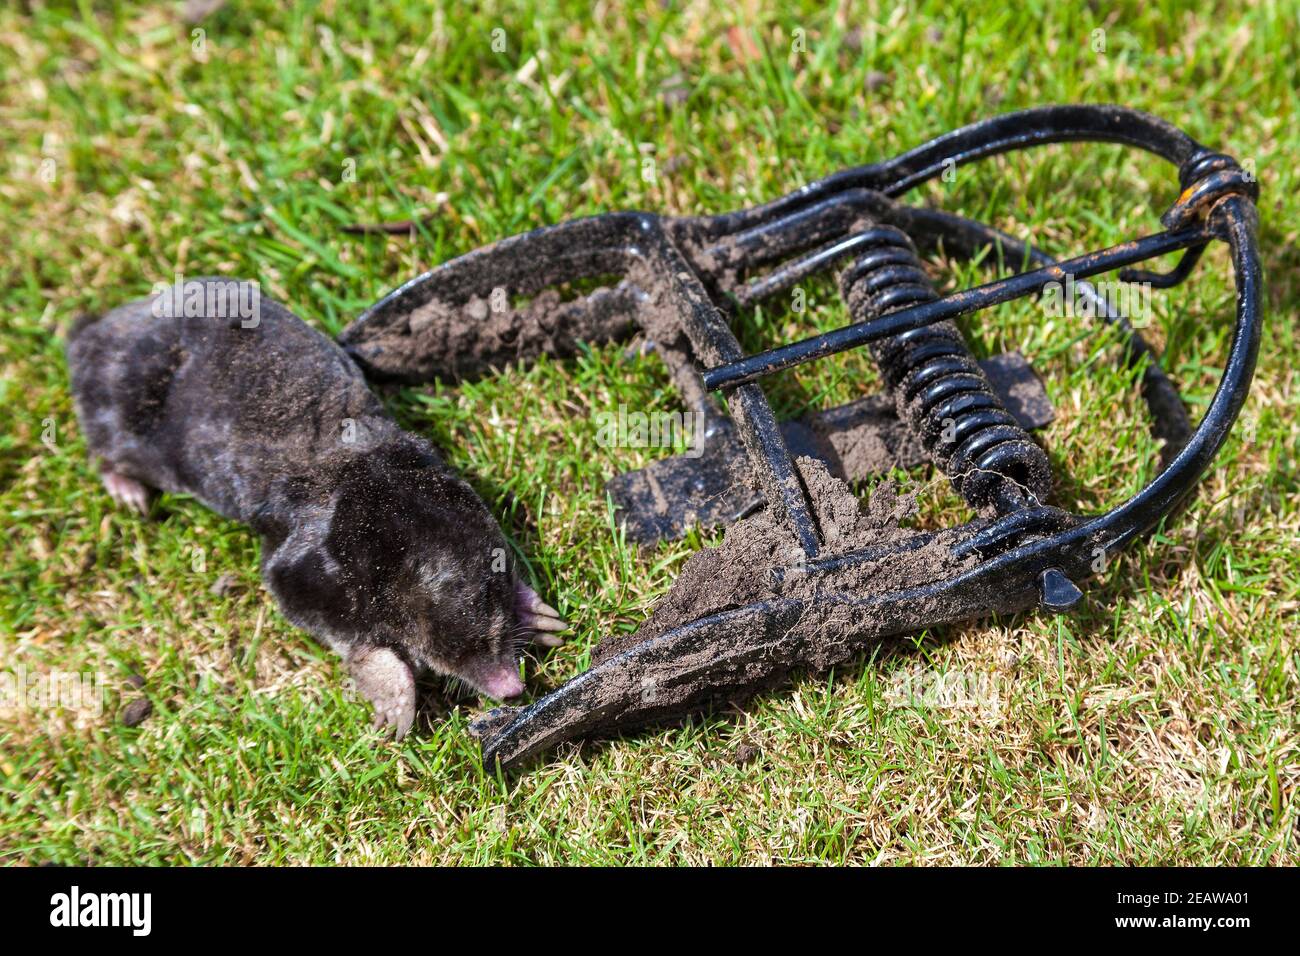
481,668,525,700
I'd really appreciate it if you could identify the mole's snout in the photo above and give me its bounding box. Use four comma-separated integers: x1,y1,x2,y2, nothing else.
479,667,526,701
459,655,525,700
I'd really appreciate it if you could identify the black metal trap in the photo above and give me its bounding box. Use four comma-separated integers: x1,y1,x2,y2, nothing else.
339,105,1261,771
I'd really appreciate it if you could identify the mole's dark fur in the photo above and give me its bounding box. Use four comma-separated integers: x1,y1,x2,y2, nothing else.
66,278,566,738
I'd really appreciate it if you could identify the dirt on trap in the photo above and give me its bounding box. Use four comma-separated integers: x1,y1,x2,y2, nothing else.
594,455,976,666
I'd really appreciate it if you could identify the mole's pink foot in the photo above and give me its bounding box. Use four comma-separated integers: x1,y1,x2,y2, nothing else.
101,469,152,514
350,646,416,740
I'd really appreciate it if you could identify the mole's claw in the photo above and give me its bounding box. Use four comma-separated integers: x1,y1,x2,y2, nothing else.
532,632,565,648
534,598,562,619
521,612,568,633
516,583,563,620
101,469,152,514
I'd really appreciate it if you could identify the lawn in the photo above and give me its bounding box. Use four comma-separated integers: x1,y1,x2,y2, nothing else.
0,0,1296,865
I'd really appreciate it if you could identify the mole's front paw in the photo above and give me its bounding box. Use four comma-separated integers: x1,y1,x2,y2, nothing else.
100,469,153,515
350,646,416,740
516,583,569,648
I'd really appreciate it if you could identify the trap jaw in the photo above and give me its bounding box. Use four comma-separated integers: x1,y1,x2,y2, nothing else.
339,105,1262,771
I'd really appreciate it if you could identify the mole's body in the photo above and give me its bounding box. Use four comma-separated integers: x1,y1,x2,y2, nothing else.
67,278,565,737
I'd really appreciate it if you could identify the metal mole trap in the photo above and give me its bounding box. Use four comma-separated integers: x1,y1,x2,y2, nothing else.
338,105,1261,771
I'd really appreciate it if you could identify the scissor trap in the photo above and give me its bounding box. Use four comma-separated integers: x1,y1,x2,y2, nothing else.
339,105,1261,771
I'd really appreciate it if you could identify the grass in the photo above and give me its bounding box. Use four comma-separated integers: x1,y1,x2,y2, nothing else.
0,0,1296,865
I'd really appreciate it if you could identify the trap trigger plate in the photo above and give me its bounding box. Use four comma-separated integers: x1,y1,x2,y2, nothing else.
607,351,1054,544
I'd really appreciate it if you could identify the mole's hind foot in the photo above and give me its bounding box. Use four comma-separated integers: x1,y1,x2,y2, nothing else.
350,646,416,740
100,469,152,514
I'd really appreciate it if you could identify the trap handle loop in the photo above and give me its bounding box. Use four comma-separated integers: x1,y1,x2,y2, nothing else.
675,105,1207,248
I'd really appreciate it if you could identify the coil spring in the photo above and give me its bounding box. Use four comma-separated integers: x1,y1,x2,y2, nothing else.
838,225,1052,513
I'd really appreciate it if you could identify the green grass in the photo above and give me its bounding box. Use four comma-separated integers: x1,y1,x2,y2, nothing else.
1,0,1297,864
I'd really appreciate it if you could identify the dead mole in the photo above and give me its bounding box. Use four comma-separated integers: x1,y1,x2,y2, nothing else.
66,276,566,738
